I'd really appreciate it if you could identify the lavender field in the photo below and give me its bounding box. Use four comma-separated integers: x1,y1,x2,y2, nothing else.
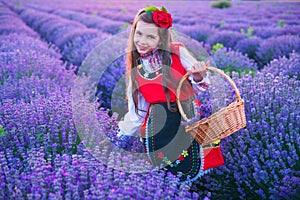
0,0,300,199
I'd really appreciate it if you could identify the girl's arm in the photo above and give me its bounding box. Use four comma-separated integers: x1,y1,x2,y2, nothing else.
118,77,150,137
179,46,211,93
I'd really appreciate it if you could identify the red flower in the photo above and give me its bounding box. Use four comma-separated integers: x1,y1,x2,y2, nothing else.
158,152,164,159
178,155,184,161
152,10,172,29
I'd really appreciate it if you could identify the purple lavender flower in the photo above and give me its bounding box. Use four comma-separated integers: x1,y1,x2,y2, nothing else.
261,51,300,80
234,36,262,60
176,24,215,43
255,35,300,68
212,47,258,75
207,30,246,49
53,9,125,34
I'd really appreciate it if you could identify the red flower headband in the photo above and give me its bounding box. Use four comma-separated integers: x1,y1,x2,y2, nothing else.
145,6,173,29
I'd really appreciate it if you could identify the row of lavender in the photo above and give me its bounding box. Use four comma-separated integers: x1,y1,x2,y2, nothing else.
1,0,300,199
0,2,199,200
24,0,300,68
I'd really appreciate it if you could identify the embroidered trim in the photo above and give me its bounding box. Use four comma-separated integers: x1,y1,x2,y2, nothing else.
177,145,213,184
145,105,152,165
157,150,189,168
140,47,160,59
137,64,162,80
199,82,209,90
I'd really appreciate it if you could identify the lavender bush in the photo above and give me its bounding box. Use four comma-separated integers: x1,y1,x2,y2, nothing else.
0,8,38,37
207,30,246,49
176,24,215,43
175,15,199,26
19,8,80,33
62,36,107,68
52,9,125,34
17,7,110,68
35,17,85,44
212,47,258,76
57,29,107,66
96,56,127,114
0,33,60,59
252,26,281,39
261,51,300,80
234,36,262,60
90,7,135,23
0,34,75,90
255,35,300,68
278,25,300,36
252,25,300,39
218,23,250,32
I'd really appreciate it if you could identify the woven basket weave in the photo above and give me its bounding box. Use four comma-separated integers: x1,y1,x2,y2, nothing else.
176,66,246,146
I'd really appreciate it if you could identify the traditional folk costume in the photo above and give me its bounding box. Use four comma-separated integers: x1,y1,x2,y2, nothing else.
117,43,224,184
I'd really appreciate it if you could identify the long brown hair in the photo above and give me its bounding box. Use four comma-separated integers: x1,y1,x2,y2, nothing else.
126,9,177,114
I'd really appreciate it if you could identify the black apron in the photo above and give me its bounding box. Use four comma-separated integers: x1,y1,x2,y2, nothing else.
143,99,205,183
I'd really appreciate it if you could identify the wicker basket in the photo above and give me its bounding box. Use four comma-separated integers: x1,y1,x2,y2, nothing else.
176,66,246,146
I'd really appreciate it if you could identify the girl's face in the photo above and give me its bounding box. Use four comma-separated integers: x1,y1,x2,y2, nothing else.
134,20,160,55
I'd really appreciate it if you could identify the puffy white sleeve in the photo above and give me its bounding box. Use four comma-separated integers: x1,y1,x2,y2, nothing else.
117,77,150,137
179,46,210,93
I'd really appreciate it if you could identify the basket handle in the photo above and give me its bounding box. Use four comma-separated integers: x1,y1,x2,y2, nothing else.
176,66,242,122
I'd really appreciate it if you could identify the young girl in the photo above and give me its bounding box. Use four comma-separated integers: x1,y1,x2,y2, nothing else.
110,6,224,184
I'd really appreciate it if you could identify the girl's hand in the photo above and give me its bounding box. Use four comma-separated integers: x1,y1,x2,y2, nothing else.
191,60,210,82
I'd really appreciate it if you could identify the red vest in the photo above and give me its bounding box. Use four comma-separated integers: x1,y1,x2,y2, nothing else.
136,44,194,103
